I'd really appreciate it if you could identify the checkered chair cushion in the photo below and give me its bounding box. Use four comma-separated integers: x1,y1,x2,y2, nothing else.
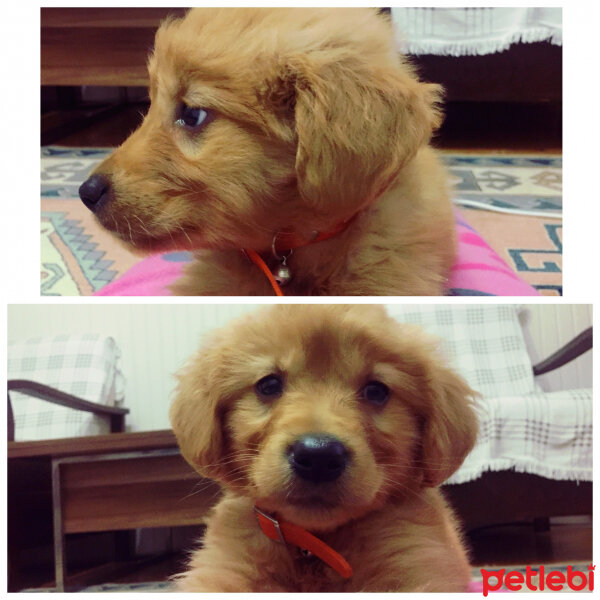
386,304,537,398
385,305,592,482
448,388,593,484
8,334,125,441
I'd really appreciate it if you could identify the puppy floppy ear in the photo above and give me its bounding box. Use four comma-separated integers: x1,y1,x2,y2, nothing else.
289,55,442,215
169,348,226,481
419,363,478,487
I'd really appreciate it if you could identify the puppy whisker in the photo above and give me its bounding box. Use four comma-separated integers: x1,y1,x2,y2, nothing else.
178,481,222,503
378,476,441,510
178,224,193,246
374,460,471,471
123,215,134,244
132,214,153,237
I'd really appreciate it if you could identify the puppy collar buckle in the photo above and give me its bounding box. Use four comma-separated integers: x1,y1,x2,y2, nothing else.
253,506,286,544
253,505,353,579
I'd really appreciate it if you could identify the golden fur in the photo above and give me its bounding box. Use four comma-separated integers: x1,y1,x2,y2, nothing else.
170,305,478,591
86,8,455,295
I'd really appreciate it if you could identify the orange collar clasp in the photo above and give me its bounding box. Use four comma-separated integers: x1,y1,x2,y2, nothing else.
254,506,353,579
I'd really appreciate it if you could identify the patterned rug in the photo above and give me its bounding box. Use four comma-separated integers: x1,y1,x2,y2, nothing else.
40,148,562,296
448,154,562,297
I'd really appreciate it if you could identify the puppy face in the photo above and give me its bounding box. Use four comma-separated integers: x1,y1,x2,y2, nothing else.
170,305,477,532
82,8,442,254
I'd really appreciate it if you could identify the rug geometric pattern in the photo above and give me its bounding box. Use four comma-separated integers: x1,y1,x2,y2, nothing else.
40,200,140,296
41,211,118,295
40,147,562,296
446,154,562,216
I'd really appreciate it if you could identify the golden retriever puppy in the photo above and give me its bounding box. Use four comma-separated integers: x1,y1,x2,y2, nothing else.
79,8,454,296
170,305,478,591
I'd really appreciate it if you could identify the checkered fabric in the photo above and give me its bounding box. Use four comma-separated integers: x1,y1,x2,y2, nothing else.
386,304,537,398
385,305,592,483
449,388,593,483
7,334,125,441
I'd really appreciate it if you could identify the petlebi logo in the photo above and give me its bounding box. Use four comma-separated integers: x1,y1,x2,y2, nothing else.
481,564,595,595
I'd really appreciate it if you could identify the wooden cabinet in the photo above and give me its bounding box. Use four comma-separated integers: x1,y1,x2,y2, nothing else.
41,8,186,86
8,430,219,591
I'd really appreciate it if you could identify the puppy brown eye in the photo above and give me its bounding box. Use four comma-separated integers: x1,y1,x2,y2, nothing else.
176,103,212,130
255,374,284,399
361,381,389,407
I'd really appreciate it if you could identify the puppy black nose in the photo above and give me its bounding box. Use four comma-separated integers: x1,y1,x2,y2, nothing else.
79,173,111,212
288,435,349,483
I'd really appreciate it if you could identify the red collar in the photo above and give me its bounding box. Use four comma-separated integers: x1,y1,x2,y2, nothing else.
254,506,353,579
242,215,358,296
270,215,357,255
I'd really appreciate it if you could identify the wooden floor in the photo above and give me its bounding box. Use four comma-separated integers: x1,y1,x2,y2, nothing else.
48,100,562,154
468,518,592,567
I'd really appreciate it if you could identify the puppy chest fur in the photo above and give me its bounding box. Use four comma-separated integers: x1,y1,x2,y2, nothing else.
182,492,471,592
170,305,479,591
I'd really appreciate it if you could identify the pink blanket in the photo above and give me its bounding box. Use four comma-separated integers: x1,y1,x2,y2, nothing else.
96,213,539,296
